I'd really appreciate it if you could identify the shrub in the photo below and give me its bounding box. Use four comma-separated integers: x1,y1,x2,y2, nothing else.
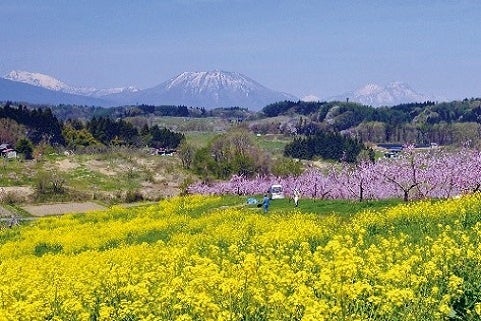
124,189,144,203
34,242,63,256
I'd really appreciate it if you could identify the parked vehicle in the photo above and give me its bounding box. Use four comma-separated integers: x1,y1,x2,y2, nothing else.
268,184,285,199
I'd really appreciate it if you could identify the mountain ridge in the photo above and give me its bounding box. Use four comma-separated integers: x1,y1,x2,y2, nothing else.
327,82,434,107
0,78,112,106
2,70,296,110
4,70,139,97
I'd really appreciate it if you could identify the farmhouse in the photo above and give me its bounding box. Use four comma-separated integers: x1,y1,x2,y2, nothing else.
155,148,176,156
0,143,17,159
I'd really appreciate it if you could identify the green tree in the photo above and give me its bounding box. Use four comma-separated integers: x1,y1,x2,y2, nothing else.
192,147,218,181
284,130,365,162
15,138,34,160
178,140,195,169
355,121,386,143
148,125,184,149
191,127,269,179
271,157,303,177
62,123,101,149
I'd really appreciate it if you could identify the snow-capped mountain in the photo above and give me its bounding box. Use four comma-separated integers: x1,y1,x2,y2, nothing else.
5,70,70,92
301,95,321,102
106,70,297,110
2,69,296,109
327,82,434,107
4,70,138,98
0,78,111,106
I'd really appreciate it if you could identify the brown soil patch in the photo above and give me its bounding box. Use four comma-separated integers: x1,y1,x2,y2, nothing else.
56,159,79,172
140,181,179,199
0,186,35,203
85,160,118,176
0,186,34,195
22,202,106,216
135,158,155,167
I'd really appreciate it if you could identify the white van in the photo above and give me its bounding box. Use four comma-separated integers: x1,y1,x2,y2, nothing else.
269,184,285,199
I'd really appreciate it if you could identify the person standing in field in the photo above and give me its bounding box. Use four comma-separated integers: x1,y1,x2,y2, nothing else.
262,194,270,213
293,188,300,207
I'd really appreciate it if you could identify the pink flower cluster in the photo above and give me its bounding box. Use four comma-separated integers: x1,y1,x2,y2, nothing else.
189,147,481,201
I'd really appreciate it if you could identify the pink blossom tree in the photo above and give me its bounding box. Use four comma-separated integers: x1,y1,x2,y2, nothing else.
188,147,481,202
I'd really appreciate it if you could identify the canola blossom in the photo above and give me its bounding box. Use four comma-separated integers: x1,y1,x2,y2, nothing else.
0,194,481,320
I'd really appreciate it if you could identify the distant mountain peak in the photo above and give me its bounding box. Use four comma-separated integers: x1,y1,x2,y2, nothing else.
166,70,265,92
328,82,433,107
4,70,138,97
2,69,296,109
301,95,320,102
355,83,383,96
0,77,112,106
5,70,70,92
109,70,297,110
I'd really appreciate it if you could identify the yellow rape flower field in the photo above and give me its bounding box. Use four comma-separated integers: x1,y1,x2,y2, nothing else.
1,194,481,320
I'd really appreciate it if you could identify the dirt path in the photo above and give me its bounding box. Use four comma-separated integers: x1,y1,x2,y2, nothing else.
21,202,106,217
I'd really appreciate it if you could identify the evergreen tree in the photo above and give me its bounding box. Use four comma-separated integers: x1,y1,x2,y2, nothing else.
16,138,34,160
284,130,365,162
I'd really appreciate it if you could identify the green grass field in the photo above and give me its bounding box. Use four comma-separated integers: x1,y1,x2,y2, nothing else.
254,134,291,156
241,195,404,217
149,116,231,133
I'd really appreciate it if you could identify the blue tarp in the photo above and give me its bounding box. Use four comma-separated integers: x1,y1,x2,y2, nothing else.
247,197,258,205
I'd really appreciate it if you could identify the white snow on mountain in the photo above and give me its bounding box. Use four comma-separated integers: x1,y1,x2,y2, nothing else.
4,70,138,98
301,95,321,102
328,82,434,107
3,69,296,109
5,70,71,92
74,86,140,97
165,71,294,99
107,70,297,110
0,77,113,107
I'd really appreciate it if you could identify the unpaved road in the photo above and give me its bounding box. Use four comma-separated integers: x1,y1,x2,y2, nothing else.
21,202,106,217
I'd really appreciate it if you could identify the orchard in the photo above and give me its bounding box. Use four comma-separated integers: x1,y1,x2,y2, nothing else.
189,147,481,202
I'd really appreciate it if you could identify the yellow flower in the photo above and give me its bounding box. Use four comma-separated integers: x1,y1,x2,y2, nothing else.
475,302,481,316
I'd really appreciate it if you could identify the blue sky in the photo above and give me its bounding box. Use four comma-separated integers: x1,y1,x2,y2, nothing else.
1,0,480,100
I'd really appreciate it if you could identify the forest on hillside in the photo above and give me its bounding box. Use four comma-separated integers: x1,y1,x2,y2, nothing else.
7,97,481,149
36,104,253,122
260,98,481,146
0,102,184,158
3,97,481,170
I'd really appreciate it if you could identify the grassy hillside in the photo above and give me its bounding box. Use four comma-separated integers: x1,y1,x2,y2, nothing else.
0,126,298,208
0,194,481,320
0,148,189,205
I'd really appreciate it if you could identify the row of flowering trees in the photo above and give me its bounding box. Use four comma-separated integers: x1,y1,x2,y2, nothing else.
189,146,481,202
